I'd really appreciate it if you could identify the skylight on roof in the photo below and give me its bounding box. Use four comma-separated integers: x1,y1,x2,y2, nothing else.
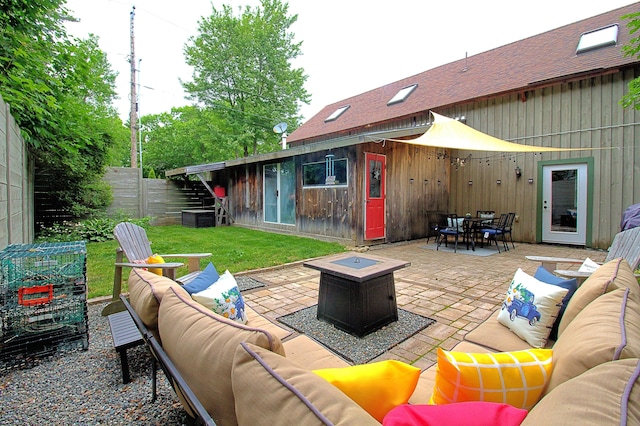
387,84,418,106
576,24,618,54
324,105,350,122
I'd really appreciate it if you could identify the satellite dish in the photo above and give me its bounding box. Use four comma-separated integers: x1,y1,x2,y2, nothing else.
273,122,288,134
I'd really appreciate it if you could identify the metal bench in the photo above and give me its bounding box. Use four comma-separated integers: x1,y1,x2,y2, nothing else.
108,310,144,384
119,294,216,425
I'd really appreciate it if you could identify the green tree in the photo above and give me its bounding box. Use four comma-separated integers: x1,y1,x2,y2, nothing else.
141,106,237,176
621,11,640,109
0,1,127,222
182,0,309,157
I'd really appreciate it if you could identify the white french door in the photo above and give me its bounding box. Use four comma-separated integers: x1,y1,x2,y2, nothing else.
541,163,588,245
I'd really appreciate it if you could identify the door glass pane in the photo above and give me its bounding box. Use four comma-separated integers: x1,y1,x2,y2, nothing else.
264,164,278,223
369,160,382,198
279,160,295,225
551,169,577,233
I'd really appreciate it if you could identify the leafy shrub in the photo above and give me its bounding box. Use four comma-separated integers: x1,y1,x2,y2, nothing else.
36,217,152,243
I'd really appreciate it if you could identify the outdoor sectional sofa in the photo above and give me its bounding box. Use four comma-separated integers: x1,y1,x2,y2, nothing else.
124,257,640,425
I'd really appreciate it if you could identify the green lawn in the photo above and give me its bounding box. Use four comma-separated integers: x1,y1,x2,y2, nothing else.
87,225,346,299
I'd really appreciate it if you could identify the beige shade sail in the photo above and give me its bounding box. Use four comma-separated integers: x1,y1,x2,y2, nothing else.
383,111,586,152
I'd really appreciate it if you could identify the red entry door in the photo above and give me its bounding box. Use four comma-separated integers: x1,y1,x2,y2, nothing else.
365,152,386,240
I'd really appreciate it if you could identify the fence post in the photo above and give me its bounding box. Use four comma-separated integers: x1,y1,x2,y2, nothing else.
4,101,10,244
138,167,145,218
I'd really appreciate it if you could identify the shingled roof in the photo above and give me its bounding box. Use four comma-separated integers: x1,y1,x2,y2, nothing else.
288,3,640,143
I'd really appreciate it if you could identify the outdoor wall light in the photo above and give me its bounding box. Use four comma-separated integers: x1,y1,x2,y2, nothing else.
515,166,522,179
468,180,473,186
496,179,502,185
528,178,534,184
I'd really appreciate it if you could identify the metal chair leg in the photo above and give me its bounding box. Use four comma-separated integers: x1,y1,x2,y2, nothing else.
151,358,157,403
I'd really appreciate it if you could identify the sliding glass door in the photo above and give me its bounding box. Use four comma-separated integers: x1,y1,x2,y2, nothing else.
264,160,295,225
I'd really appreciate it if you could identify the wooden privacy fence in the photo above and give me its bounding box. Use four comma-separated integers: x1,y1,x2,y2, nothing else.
104,168,210,225
0,95,34,248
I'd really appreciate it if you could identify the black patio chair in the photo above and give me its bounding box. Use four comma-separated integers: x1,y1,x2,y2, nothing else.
479,213,509,253
427,212,448,243
437,214,465,253
474,210,496,243
503,212,516,249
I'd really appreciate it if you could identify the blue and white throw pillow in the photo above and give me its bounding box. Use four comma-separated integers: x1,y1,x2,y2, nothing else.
497,268,568,348
192,270,248,324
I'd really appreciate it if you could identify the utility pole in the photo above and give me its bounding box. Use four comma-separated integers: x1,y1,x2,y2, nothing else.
129,6,138,168
138,58,143,171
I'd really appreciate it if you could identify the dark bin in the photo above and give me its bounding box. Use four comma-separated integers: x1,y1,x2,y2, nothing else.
182,209,216,228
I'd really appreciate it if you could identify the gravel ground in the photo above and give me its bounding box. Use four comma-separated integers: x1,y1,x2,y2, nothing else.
277,305,436,364
0,301,188,425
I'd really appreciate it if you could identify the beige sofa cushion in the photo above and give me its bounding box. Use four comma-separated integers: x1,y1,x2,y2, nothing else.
231,342,379,426
282,335,350,370
558,258,639,336
545,287,640,394
158,288,286,426
245,305,292,341
127,267,189,331
464,310,553,352
523,359,640,425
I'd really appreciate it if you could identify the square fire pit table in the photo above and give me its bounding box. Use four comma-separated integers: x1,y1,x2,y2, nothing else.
303,252,410,337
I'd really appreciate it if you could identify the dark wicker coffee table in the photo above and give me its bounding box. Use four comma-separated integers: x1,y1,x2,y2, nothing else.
303,252,410,337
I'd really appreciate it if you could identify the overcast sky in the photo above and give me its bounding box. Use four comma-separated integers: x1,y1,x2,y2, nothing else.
65,0,635,125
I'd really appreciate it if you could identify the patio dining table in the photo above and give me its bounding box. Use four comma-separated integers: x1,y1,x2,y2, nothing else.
461,216,496,250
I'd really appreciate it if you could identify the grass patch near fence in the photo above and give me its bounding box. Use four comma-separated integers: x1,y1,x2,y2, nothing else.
86,225,346,299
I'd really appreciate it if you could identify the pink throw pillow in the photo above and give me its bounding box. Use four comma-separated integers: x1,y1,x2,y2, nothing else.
383,402,527,426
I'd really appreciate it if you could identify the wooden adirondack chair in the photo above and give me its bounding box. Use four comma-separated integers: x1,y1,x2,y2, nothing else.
101,222,211,316
526,226,640,284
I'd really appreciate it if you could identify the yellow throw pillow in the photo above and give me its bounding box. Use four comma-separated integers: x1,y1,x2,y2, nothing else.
146,253,165,275
313,360,420,422
430,348,553,410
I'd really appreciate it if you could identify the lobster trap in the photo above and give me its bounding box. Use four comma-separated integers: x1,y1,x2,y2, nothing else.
0,241,89,371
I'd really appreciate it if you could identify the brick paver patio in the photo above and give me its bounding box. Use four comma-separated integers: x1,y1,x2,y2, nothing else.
241,240,607,370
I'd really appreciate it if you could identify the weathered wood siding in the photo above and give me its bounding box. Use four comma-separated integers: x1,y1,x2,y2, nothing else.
225,148,359,240
227,163,261,226
222,142,449,244
297,147,356,240
360,141,449,243
0,95,34,247
443,68,640,248
104,167,208,225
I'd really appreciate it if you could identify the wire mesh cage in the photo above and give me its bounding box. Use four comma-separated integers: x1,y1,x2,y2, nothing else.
0,241,89,371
